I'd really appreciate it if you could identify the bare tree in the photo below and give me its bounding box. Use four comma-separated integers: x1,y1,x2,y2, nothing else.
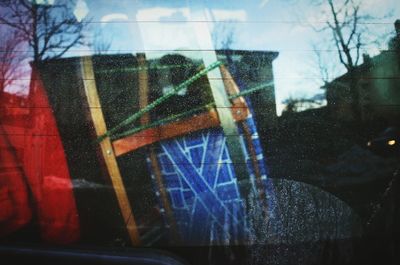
0,28,27,96
0,0,89,63
311,43,338,88
309,0,388,120
322,0,364,71
212,20,236,50
92,27,113,55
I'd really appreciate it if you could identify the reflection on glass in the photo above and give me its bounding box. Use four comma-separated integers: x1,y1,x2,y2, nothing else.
0,1,399,264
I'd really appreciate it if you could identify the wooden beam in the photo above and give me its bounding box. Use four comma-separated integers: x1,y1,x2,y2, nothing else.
113,65,248,156
189,5,251,198
136,53,180,243
112,102,248,157
80,56,141,246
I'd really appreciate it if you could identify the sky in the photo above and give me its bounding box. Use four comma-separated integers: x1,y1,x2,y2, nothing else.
4,0,400,115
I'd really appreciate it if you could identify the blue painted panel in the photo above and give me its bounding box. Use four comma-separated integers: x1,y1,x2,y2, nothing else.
146,60,277,244
147,110,277,245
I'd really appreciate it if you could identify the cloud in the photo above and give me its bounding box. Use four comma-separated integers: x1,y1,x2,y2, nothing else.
137,7,246,22
100,13,129,23
135,7,247,52
73,0,89,22
136,8,190,21
136,8,193,52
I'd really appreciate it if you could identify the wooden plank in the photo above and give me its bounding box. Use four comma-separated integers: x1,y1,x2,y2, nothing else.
137,54,150,126
221,64,269,215
80,56,141,246
113,65,249,156
136,53,180,243
240,122,269,212
112,102,248,157
189,5,252,198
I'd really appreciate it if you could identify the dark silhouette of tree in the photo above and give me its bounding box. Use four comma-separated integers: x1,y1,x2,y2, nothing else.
0,28,27,96
92,28,113,55
310,0,390,121
0,0,89,63
212,20,236,50
322,0,364,71
310,43,339,88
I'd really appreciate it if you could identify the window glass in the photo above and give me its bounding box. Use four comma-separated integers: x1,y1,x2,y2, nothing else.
1,1,399,264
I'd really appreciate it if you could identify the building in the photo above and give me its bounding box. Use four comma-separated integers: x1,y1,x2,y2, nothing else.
325,20,400,125
28,49,279,244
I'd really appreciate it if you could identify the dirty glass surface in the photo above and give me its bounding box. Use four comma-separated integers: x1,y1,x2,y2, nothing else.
0,0,399,264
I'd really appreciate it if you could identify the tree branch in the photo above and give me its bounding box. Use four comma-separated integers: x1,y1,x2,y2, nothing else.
1,0,89,62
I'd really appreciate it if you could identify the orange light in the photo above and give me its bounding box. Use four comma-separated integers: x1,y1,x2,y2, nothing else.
387,140,396,146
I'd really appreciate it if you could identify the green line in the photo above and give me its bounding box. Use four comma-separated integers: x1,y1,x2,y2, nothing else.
97,60,222,142
230,81,274,99
111,103,214,140
96,63,195,74
111,81,273,141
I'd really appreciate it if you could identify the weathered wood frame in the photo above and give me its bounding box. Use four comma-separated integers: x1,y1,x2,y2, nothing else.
80,56,141,246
